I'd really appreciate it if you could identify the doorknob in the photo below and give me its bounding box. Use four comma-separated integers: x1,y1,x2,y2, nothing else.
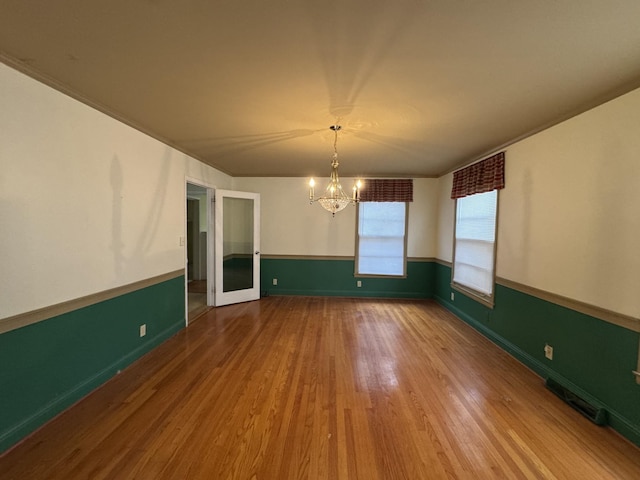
255,251,260,255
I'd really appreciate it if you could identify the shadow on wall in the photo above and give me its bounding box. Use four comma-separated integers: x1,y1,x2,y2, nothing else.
109,148,175,280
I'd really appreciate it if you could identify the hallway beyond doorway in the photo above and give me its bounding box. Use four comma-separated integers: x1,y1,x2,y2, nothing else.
187,280,208,321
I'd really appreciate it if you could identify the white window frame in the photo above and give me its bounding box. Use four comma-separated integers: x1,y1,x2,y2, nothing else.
452,189,499,308
355,201,408,278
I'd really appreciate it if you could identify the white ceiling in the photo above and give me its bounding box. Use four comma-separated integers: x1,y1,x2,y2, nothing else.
2,1,640,178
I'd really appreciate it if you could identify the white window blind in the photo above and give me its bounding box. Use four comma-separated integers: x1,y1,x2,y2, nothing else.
357,202,406,276
453,190,497,297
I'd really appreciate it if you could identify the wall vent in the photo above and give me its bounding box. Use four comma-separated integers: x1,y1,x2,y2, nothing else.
545,378,607,425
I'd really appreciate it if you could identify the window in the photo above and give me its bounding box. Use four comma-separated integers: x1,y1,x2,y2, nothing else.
356,202,407,276
452,189,498,306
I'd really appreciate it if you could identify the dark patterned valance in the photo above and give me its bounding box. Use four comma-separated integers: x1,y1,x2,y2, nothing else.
451,152,505,199
360,179,413,202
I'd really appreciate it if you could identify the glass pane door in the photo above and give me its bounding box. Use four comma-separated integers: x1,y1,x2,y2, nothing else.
214,190,260,306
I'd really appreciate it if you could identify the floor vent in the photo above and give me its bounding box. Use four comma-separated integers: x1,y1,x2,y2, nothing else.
545,378,607,425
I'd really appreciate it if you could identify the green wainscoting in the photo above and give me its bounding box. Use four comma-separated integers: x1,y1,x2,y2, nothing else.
0,276,185,453
260,257,434,299
3,263,638,452
434,262,640,446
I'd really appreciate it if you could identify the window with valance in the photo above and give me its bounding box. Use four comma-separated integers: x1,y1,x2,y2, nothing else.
356,179,413,277
451,153,505,306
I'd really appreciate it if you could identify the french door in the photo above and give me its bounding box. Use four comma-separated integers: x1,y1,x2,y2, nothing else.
214,189,261,306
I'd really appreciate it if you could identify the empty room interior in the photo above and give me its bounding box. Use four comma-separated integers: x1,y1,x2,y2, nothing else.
1,2,640,478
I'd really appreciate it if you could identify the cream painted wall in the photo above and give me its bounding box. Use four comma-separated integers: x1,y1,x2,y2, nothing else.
0,64,231,319
500,87,640,318
407,178,439,259
437,87,640,319
233,177,439,258
436,173,454,263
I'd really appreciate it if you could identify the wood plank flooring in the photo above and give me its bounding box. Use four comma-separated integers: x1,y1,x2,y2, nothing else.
1,297,639,479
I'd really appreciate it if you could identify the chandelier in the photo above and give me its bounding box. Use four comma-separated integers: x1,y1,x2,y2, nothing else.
308,125,362,216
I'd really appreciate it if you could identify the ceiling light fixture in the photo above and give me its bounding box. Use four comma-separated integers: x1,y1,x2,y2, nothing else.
308,125,362,216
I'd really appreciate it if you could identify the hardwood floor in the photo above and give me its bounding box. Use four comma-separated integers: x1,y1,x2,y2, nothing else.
1,297,639,479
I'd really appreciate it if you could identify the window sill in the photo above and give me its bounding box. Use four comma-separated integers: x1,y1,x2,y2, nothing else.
451,282,495,309
355,273,407,279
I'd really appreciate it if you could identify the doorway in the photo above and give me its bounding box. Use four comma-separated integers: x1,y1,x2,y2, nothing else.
186,182,210,321
185,182,261,320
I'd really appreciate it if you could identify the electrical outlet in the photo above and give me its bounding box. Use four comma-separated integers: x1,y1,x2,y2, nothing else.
140,324,147,337
451,292,455,301
179,236,185,246
272,278,278,286
544,344,553,360
357,280,362,287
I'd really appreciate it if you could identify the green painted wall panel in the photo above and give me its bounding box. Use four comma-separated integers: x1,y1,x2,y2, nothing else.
261,258,434,299
434,262,640,446
0,276,185,453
